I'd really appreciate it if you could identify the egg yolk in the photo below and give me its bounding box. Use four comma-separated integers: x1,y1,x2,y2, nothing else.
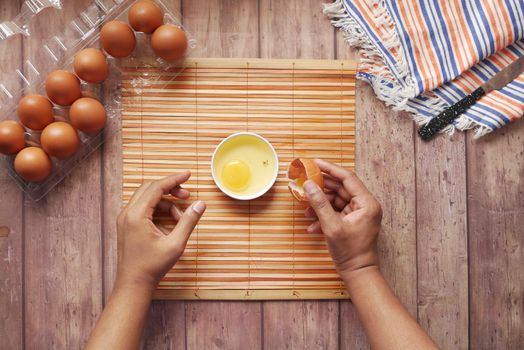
221,159,251,191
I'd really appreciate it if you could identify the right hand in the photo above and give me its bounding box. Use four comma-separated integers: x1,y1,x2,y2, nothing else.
304,159,382,275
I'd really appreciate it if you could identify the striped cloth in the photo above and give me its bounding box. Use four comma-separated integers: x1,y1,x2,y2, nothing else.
324,0,524,137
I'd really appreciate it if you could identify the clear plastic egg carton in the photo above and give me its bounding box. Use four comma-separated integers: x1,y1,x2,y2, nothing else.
0,0,197,200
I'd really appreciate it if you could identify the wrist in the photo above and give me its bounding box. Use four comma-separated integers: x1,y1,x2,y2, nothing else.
340,264,380,282
114,270,157,295
335,250,379,276
340,265,383,296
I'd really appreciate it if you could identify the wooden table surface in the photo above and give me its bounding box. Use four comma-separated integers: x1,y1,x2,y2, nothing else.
0,1,522,349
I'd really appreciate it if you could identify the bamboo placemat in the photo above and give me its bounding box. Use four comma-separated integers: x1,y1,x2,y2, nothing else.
121,58,356,300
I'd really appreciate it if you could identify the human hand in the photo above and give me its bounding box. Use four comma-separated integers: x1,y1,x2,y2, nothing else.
304,159,382,276
116,171,206,290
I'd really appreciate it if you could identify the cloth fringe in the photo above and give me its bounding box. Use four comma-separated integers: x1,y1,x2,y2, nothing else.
323,0,417,108
323,0,492,138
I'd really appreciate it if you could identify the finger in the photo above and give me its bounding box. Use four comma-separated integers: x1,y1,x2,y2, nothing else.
168,200,206,248
135,171,192,216
304,206,317,218
155,199,184,220
170,204,183,221
157,224,170,236
323,176,351,202
303,180,340,234
157,198,174,212
307,220,322,234
322,192,346,212
333,195,348,212
342,204,353,215
170,186,190,199
315,159,368,197
126,181,152,207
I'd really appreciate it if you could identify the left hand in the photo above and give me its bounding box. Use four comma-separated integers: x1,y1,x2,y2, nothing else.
116,171,206,290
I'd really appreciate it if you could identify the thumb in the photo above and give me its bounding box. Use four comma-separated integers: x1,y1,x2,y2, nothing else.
304,181,339,234
169,200,206,248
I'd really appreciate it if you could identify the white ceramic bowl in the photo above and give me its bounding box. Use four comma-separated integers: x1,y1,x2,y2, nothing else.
211,132,279,200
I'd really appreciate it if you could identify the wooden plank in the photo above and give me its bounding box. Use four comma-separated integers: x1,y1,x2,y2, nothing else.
22,2,103,348
142,301,186,349
183,0,259,58
131,1,187,349
263,301,339,349
415,133,468,349
186,301,262,349
260,1,339,349
0,2,24,349
334,24,418,348
467,123,524,348
181,0,263,348
335,31,369,349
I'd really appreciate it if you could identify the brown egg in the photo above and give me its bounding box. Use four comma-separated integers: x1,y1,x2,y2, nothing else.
14,147,52,182
40,122,80,159
151,24,188,61
128,0,164,34
100,20,136,58
17,94,54,130
73,48,109,83
0,120,26,155
69,97,107,133
45,70,82,106
287,158,324,202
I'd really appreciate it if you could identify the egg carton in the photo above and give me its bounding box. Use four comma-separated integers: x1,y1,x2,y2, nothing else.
0,0,197,201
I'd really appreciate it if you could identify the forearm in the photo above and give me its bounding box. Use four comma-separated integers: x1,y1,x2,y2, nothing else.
85,278,153,350
342,267,438,350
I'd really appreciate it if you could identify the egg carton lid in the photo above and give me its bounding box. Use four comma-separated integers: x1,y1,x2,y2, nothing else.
0,0,196,200
0,0,192,114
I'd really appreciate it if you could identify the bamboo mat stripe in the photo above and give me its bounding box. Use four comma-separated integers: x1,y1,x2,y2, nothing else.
121,58,356,300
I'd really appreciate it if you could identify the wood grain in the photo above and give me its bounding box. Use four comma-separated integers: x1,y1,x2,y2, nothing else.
262,301,339,350
334,31,370,349
135,2,186,349
467,122,524,349
181,1,263,349
22,3,103,349
259,1,340,349
182,0,259,58
186,301,262,350
0,2,24,349
415,133,468,349
0,0,521,348
142,301,187,349
335,14,424,346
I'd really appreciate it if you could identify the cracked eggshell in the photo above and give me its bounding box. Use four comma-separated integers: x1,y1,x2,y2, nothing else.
287,158,324,202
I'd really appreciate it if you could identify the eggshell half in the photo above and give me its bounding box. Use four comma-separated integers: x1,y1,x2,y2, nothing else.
287,158,324,202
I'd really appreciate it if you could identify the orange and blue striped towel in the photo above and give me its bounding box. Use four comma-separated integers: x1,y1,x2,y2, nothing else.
324,0,524,137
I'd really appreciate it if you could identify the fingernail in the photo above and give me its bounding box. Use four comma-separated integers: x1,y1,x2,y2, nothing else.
304,181,319,195
192,200,206,215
